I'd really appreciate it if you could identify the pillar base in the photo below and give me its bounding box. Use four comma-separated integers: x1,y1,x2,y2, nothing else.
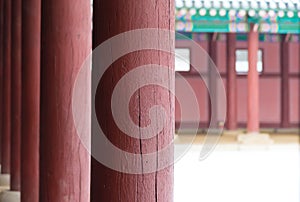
0,191,20,202
0,174,10,187
237,133,274,145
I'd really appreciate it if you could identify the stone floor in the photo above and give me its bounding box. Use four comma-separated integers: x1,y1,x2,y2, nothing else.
0,133,298,201
174,133,299,202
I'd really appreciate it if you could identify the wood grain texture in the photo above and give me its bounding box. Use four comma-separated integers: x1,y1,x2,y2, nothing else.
0,0,3,165
1,0,11,174
40,0,91,201
21,0,41,200
92,0,175,201
10,0,22,191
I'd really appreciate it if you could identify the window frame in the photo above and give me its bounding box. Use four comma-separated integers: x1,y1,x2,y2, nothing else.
235,48,264,75
175,48,191,72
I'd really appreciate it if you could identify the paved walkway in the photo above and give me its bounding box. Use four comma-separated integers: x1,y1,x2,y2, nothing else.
174,133,299,202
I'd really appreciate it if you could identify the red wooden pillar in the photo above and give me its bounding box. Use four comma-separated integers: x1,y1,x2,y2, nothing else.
226,33,237,130
0,0,4,165
247,24,259,133
40,0,91,201
10,0,22,191
92,0,174,201
281,34,290,128
1,0,12,176
208,33,218,128
21,0,40,201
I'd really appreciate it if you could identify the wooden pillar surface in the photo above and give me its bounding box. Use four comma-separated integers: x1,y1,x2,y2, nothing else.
21,0,41,201
1,0,11,174
0,0,4,165
40,0,91,201
247,24,260,133
92,0,174,201
281,35,290,128
226,33,237,130
208,33,218,128
10,0,22,191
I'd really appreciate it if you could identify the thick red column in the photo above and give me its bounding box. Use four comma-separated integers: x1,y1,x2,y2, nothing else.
21,0,40,201
0,0,4,165
247,24,259,133
40,0,91,201
10,0,22,191
208,33,218,128
1,0,12,175
226,33,237,130
280,34,290,128
92,0,174,201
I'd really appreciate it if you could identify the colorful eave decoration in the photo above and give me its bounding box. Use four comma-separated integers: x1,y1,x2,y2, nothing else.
175,0,300,33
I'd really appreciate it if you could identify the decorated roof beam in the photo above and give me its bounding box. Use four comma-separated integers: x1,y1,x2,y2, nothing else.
175,0,300,33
